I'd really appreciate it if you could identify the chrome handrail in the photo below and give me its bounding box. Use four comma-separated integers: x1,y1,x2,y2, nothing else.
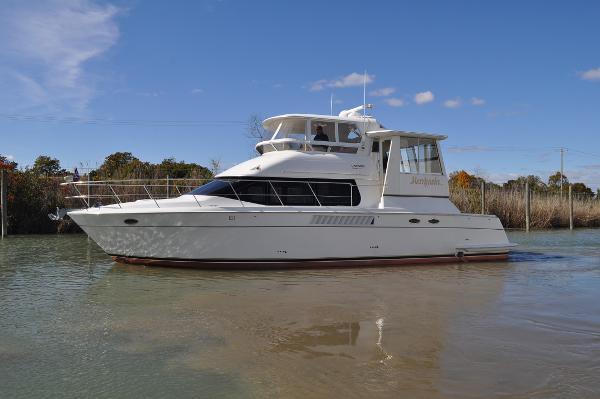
61,178,357,209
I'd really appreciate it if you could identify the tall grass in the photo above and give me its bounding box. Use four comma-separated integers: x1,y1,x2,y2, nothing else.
450,187,600,229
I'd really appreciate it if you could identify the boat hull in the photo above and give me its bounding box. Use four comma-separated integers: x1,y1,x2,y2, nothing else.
70,208,513,269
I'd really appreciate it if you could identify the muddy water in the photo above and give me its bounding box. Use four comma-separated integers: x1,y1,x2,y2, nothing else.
1,230,599,398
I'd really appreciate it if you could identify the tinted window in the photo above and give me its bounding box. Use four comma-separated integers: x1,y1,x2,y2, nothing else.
188,180,237,199
188,179,360,206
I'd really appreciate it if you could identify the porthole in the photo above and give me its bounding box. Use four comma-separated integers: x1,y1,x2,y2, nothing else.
124,219,138,225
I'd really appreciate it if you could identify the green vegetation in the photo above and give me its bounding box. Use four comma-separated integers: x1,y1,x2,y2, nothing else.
0,153,213,234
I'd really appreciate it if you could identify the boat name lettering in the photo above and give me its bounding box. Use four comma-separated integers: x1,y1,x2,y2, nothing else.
410,176,442,186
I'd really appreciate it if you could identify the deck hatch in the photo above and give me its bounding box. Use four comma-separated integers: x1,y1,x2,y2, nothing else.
311,215,375,226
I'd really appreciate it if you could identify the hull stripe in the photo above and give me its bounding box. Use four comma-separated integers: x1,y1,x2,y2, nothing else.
111,253,509,270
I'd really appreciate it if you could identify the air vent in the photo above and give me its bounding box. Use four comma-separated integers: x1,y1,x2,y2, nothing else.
311,215,375,226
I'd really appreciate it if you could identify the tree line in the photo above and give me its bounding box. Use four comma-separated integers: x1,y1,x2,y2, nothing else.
449,170,597,197
0,153,214,234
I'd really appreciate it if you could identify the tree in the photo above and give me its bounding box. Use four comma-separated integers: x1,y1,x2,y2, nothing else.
0,155,17,170
449,170,475,189
503,175,546,191
96,152,139,178
548,171,568,191
570,182,594,197
32,155,65,176
246,114,269,142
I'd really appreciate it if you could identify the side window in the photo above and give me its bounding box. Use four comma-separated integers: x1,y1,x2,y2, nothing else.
418,138,442,173
338,123,362,143
310,121,335,141
233,180,279,205
399,137,442,174
277,119,306,140
272,182,318,206
399,137,419,173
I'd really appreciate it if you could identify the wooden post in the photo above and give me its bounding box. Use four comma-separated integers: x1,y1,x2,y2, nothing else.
1,169,7,238
481,181,486,215
569,185,573,230
525,182,530,232
166,175,170,199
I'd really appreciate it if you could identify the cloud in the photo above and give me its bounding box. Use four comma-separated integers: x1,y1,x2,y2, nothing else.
191,88,204,94
580,67,600,81
471,97,485,106
384,98,406,107
443,98,461,108
369,87,395,97
6,155,15,161
0,0,121,112
309,72,375,91
447,145,495,153
414,91,434,105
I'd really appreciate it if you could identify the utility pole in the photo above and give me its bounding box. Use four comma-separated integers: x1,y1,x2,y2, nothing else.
560,148,564,200
1,169,7,238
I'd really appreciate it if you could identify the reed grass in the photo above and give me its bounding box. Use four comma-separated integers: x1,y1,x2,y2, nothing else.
450,187,600,229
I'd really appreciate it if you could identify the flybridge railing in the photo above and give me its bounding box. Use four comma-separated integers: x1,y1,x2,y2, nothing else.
61,178,356,209
255,138,361,154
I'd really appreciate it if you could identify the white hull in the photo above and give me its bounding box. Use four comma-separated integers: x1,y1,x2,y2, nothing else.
70,208,513,266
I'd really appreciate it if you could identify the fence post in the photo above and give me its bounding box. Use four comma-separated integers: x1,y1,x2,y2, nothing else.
1,169,7,238
166,175,170,199
525,182,530,232
569,185,573,230
481,181,486,215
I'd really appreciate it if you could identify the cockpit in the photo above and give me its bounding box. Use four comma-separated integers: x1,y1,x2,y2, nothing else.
255,115,375,155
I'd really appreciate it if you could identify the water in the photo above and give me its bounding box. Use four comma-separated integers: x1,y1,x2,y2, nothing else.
1,230,599,398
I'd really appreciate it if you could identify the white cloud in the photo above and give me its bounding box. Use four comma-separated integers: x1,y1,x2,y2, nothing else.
369,87,395,97
444,98,461,108
447,145,495,153
309,72,375,91
0,0,121,111
384,98,406,107
471,97,485,106
580,67,600,81
414,91,434,105
6,155,15,161
191,88,204,94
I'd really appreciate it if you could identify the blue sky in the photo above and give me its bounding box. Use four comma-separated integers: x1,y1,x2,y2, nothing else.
1,0,599,188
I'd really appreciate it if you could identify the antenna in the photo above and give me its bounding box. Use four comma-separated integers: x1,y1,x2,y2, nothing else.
330,93,333,116
363,70,367,117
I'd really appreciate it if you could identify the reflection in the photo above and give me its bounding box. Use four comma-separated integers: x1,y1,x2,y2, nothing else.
271,322,360,358
375,317,392,363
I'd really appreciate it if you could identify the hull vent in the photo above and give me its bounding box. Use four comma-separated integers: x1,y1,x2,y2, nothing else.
311,215,375,225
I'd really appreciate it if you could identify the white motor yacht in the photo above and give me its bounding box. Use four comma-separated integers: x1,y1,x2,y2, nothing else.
67,105,515,268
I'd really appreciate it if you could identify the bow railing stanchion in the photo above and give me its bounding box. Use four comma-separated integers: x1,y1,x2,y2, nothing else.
228,181,244,207
307,183,322,206
268,181,284,206
108,185,122,208
143,184,160,208
350,183,353,206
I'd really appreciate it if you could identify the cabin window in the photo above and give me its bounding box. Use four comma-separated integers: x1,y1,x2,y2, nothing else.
310,121,335,141
188,179,360,206
338,123,362,143
399,137,442,174
276,119,307,140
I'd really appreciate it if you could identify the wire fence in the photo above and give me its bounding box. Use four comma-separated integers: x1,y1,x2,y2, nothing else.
450,185,600,229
